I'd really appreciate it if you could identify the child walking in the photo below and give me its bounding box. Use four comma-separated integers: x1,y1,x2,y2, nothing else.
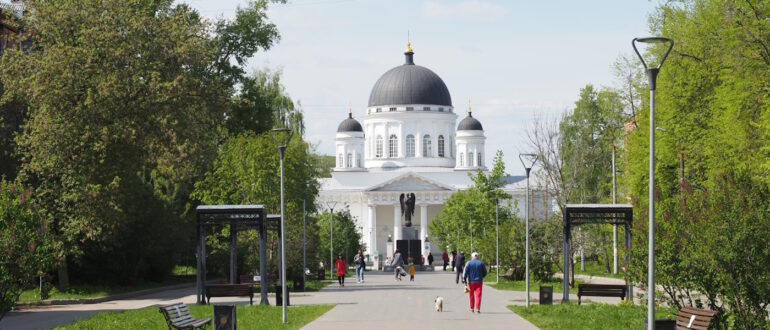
409,262,415,281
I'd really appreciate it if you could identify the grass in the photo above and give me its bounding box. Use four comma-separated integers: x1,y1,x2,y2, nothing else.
52,304,334,330
18,266,197,303
486,277,581,294
509,303,677,330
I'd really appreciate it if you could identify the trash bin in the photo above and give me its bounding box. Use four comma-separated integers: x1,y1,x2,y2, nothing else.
539,286,553,305
293,277,305,292
213,304,236,330
275,285,290,306
645,320,676,330
317,268,325,281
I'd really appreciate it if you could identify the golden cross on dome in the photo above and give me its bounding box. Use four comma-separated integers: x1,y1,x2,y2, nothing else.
406,30,413,53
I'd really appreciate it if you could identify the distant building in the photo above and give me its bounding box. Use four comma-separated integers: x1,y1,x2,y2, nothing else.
318,42,550,265
0,0,28,55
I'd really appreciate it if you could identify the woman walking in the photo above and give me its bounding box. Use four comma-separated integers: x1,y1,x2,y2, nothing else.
354,250,365,283
392,249,404,281
335,254,347,287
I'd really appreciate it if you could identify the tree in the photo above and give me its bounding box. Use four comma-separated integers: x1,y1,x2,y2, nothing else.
315,208,363,273
192,131,321,279
0,179,53,320
0,0,281,287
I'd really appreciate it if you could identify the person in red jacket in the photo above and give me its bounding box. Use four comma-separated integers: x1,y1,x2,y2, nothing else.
442,250,450,271
335,254,347,287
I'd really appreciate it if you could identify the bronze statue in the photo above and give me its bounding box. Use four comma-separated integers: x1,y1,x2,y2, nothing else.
399,193,416,227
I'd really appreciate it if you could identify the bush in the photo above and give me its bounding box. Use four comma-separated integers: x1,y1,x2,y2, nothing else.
0,179,53,320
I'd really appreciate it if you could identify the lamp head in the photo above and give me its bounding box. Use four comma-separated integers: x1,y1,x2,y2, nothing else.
519,153,538,176
632,37,674,90
270,107,294,151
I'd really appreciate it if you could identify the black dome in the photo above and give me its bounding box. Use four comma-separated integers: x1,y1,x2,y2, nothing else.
458,112,483,131
367,51,452,107
337,113,363,132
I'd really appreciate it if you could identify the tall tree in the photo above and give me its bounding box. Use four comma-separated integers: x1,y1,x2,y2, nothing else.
0,0,281,287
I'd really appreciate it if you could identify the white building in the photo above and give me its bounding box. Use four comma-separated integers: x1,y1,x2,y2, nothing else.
319,43,547,266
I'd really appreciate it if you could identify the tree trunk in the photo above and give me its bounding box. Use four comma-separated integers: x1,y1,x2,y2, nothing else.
57,258,70,291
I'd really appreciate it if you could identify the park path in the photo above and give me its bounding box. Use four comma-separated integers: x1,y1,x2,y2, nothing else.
294,271,539,330
0,271,542,329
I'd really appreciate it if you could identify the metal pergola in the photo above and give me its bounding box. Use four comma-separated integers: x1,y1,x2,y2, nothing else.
562,204,633,302
196,205,280,305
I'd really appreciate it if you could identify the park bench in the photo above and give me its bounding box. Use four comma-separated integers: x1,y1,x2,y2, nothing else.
159,302,211,330
577,284,626,305
204,284,254,305
675,306,717,330
503,268,516,280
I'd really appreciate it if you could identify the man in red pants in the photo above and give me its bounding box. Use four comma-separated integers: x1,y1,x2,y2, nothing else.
463,252,487,313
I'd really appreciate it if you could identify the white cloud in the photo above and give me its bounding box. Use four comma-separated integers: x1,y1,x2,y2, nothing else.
422,0,507,22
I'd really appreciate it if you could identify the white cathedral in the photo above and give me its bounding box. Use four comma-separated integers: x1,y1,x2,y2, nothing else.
318,43,547,267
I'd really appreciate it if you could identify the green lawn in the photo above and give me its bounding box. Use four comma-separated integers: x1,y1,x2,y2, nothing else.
571,261,626,280
510,303,676,330
53,304,334,330
17,271,196,303
486,277,581,294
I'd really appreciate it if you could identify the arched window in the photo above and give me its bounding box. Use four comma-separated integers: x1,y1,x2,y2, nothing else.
477,152,482,167
438,135,445,157
406,135,415,157
338,153,343,167
459,153,464,166
389,134,398,158
347,153,353,168
468,152,474,166
423,135,432,157
376,136,383,158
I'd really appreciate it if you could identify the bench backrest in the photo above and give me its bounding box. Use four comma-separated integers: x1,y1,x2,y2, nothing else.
676,306,717,330
207,284,253,295
159,303,195,327
578,284,627,296
504,268,514,277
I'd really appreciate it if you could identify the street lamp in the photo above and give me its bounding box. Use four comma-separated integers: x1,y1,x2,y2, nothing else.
519,153,538,308
302,179,312,288
325,201,338,280
495,196,499,284
632,36,674,330
270,109,294,324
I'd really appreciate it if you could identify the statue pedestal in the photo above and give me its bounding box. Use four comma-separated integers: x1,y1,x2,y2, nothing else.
401,227,418,240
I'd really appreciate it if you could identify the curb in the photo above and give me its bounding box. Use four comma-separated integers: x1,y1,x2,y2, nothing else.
13,282,197,310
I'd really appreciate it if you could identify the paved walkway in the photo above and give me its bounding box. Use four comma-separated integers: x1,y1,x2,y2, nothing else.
296,271,538,330
1,272,541,329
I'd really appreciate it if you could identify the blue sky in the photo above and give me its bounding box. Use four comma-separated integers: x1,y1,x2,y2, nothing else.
184,0,659,173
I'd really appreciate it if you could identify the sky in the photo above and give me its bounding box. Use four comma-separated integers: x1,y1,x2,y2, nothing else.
183,0,660,174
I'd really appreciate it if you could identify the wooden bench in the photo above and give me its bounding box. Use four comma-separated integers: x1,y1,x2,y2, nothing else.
204,284,253,305
503,268,516,280
577,284,626,305
675,306,717,330
159,302,210,330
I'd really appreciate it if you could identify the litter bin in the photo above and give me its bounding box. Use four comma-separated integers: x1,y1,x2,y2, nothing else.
293,277,305,292
539,286,553,305
275,285,290,306
317,268,325,281
645,320,676,330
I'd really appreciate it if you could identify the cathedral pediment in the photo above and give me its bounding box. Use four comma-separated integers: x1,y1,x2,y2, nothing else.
365,172,454,192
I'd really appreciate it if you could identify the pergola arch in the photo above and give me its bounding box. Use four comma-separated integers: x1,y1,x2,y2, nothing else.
562,204,633,302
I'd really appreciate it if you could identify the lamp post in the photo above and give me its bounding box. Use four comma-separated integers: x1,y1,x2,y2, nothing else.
270,110,294,324
325,201,338,280
519,153,538,307
632,36,674,330
495,196,499,284
303,180,311,287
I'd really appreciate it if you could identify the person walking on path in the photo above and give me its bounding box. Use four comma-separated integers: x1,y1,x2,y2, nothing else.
454,251,466,284
335,254,347,287
392,249,404,281
442,250,449,271
463,252,488,313
451,250,457,271
427,252,434,266
354,250,365,283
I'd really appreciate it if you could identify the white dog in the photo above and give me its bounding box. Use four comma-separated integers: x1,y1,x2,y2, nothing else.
434,296,444,312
